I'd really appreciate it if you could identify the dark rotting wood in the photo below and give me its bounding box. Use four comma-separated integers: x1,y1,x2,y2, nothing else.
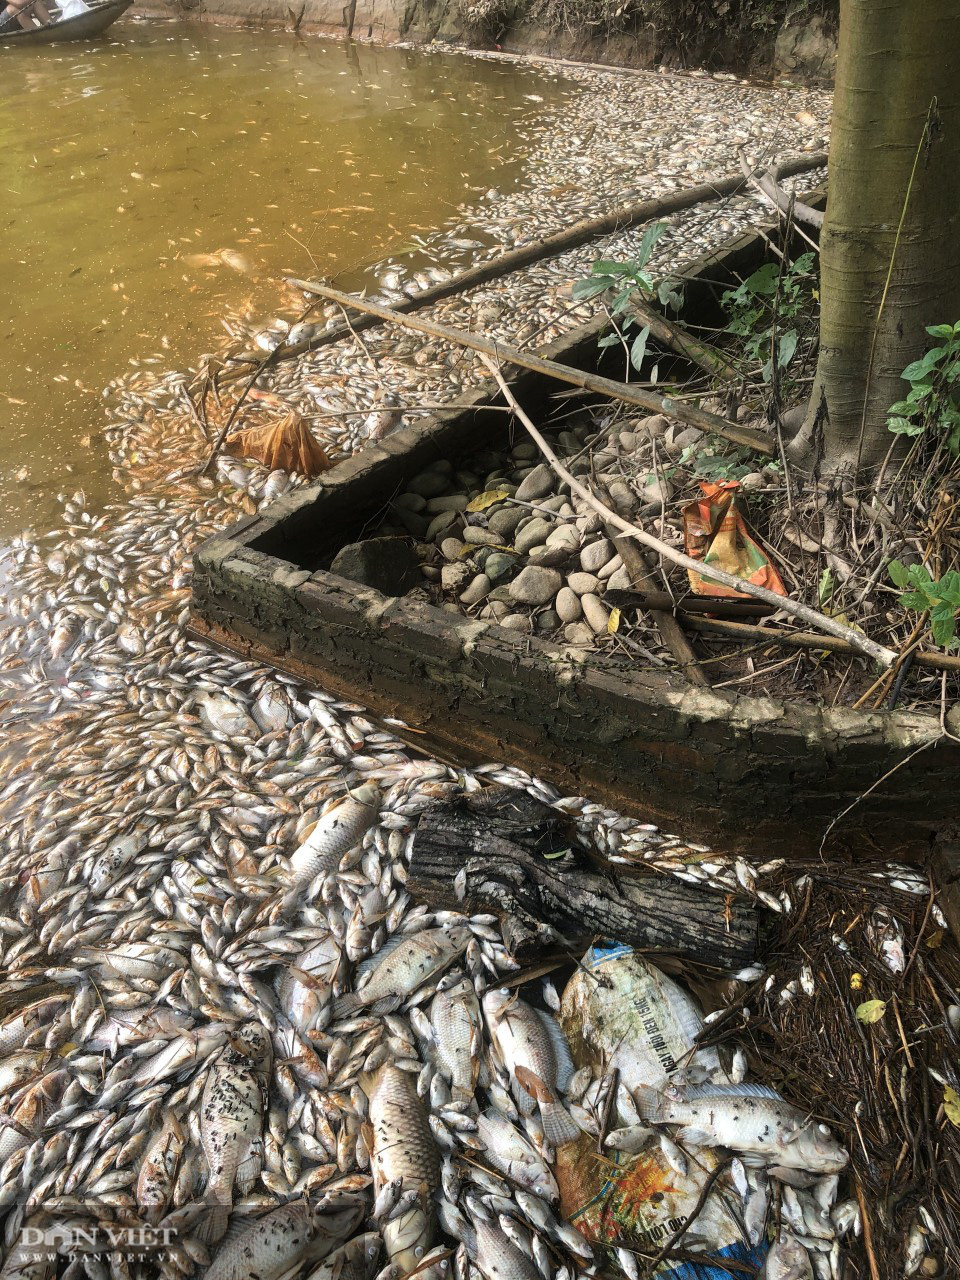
931,831,960,947
408,810,759,968
604,587,776,618
613,536,710,687
624,295,739,382
213,152,828,384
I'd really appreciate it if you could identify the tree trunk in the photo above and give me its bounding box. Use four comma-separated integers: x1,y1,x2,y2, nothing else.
788,0,960,476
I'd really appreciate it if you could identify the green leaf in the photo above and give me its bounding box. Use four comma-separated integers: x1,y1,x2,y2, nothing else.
636,221,667,267
743,262,781,296
901,591,931,611
926,324,956,338
932,614,957,648
591,259,633,275
571,277,612,300
658,279,683,311
856,999,887,1024
887,560,909,589
888,417,924,436
597,333,621,349
777,330,799,368
630,325,651,373
818,567,836,606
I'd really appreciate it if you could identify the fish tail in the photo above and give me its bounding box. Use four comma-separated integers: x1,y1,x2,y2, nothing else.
195,1188,232,1245
331,992,362,1020
538,1098,582,1148
632,1085,663,1122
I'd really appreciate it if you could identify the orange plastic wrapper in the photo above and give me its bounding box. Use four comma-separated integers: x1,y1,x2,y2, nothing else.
681,480,786,599
224,409,333,478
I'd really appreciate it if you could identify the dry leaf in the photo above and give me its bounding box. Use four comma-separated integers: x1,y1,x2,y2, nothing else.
607,607,621,634
466,489,511,512
225,410,332,478
855,999,886,1024
945,1086,960,1126
925,929,945,949
850,972,863,991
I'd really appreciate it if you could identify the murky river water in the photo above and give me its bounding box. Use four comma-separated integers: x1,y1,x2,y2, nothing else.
0,19,569,536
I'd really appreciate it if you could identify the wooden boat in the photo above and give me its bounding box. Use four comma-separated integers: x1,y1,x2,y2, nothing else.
0,0,132,46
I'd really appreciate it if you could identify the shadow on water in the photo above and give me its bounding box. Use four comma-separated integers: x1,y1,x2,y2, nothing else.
0,19,570,537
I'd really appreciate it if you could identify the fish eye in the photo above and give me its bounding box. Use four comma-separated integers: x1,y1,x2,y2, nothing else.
415,1248,424,1258
500,988,509,995
818,1124,831,1135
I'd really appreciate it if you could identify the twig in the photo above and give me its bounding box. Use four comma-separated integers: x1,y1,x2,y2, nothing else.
476,354,898,667
200,350,279,475
638,1159,730,1278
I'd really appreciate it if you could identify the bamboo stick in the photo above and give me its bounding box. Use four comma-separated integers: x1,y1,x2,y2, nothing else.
214,151,827,383
612,536,710,686
476,354,898,669
682,614,960,674
625,295,739,382
297,282,775,455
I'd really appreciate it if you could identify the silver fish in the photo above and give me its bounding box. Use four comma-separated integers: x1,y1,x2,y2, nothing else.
333,927,470,1019
205,1201,364,1280
429,976,483,1101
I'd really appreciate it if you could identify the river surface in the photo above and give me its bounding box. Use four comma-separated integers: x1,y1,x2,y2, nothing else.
0,19,569,536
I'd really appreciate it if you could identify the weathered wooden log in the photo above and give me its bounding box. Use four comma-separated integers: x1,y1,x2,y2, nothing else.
409,810,758,969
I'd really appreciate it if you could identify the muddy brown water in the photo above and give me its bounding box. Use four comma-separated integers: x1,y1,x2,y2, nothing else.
0,19,570,537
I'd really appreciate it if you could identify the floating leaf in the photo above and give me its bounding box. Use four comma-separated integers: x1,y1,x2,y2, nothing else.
608,607,621,634
855,999,887,1024
945,1086,960,1126
466,489,511,512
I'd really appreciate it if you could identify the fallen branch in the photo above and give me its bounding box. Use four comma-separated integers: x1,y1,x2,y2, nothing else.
213,152,827,384
477,354,898,669
297,283,775,455
738,147,825,229
626,295,739,382
612,536,710,687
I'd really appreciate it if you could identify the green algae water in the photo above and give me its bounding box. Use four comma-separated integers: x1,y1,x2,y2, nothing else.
0,20,569,536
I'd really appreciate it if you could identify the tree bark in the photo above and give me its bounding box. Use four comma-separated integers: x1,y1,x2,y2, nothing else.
408,811,758,969
788,0,960,476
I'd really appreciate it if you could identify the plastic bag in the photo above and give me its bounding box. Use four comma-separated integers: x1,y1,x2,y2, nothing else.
682,480,786,598
225,410,332,478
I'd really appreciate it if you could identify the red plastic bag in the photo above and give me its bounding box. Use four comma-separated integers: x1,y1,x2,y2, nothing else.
682,480,786,598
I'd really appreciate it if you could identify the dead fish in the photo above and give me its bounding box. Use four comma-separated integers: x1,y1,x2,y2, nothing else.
332,927,470,1019
429,976,483,1102
362,1066,440,1271
204,1201,363,1280
635,1083,849,1175
483,990,580,1148
475,1111,557,1201
304,1232,382,1280
762,1236,813,1280
137,1110,185,1224
284,785,382,905
197,693,258,739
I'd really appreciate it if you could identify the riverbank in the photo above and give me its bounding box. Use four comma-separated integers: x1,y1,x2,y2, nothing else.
130,0,838,80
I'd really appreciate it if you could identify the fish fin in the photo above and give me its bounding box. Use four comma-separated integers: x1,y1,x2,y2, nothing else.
235,1139,263,1195
195,1189,232,1245
330,993,362,1020
355,934,408,982
676,1125,718,1147
358,1068,386,1099
535,1009,575,1091
514,1063,550,1102
538,1099,582,1148
631,1085,663,1122
682,1083,784,1101
369,995,402,1017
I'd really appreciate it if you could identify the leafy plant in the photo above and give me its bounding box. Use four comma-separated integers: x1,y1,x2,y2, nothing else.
722,251,816,384
572,223,682,375
888,559,960,649
886,321,960,452
678,443,765,482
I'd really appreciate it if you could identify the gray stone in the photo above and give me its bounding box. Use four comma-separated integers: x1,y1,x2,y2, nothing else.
421,564,440,581
425,510,459,541
580,538,613,574
462,526,502,546
563,622,594,646
567,571,600,596
528,545,571,569
535,609,560,632
500,613,533,633
539,494,569,513
480,600,510,620
608,481,638,516
454,471,480,491
576,512,604,537
425,494,468,515
619,431,638,453
545,524,581,553
488,506,525,539
581,593,611,634
558,431,580,453
514,518,553,556
514,463,554,503
391,507,429,537
673,426,704,451
459,573,492,606
441,563,471,592
598,553,623,580
509,565,562,607
511,441,537,460
637,414,669,437
393,492,426,512
740,471,765,491
555,587,582,623
440,537,466,561
485,552,518,583
330,537,421,597
407,469,452,498
606,565,632,591
642,476,673,510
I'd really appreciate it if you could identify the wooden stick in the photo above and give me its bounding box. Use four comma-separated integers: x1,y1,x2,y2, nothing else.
476,354,898,669
605,587,775,618
626,295,739,382
681,614,960,673
299,283,775,455
212,152,827,384
738,147,826,229
613,536,710,686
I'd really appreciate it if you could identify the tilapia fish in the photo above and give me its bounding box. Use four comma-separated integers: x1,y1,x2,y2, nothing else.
762,1236,813,1280
475,1111,558,1201
304,1232,382,1280
362,1065,441,1270
469,1220,542,1280
283,785,382,906
205,1201,364,1280
0,995,66,1054
429,975,483,1100
483,990,580,1148
198,1021,272,1243
333,926,470,1019
635,1083,849,1175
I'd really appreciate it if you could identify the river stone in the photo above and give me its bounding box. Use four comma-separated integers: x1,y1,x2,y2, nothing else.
394,492,426,512
440,537,466,561
514,518,553,555
598,554,623,580
619,431,638,453
558,431,580,453
480,600,510,620
607,481,638,517
485,553,518,583
673,426,704,451
539,494,569,512
563,622,594,645
580,538,613,573
407,469,452,498
500,613,533,633
421,565,440,581
642,476,673,510
535,609,560,632
576,512,604,537
545,524,580,552
441,563,471,592
425,511,459,541
488,506,525,539
425,494,468,515
567,571,600,596
606,565,632,591
514,463,554,502
392,507,429,537
581,593,611,633
459,573,491,605
511,442,537,460
740,471,765,490
555,587,582,623
330,537,421,596
529,545,572,569
638,414,670,436
509,565,562,606
463,526,502,546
